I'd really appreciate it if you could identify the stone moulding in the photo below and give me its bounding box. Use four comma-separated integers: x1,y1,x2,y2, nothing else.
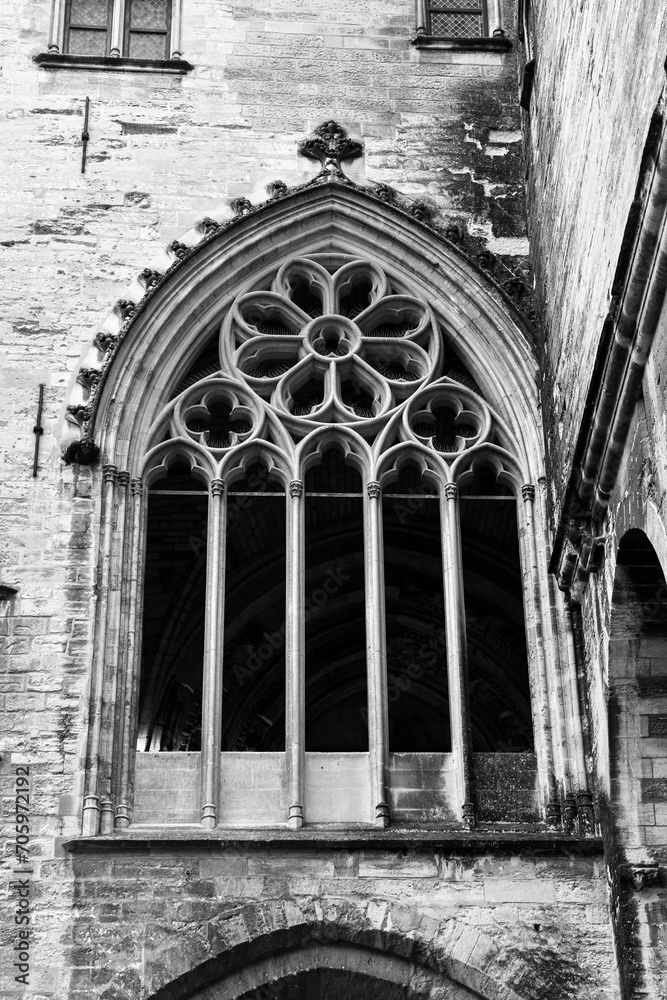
61,124,535,466
552,107,667,595
63,830,606,854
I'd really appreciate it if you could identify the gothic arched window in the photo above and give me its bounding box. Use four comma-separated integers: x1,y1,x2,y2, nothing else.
73,181,589,836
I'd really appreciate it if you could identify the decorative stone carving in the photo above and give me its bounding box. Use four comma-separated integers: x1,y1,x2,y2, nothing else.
522,484,536,502
620,864,660,891
77,367,101,392
289,480,303,498
196,216,221,237
62,435,100,466
373,183,398,204
367,482,381,499
231,197,253,217
167,240,189,260
266,180,288,199
138,268,161,292
298,120,363,178
94,330,118,353
408,200,433,223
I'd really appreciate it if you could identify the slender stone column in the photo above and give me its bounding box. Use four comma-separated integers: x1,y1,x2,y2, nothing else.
287,480,305,828
170,0,183,58
99,469,128,824
441,483,475,829
520,484,560,825
115,477,145,829
366,482,390,827
490,0,505,36
48,0,66,53
200,479,225,829
415,0,428,36
110,0,126,56
82,464,118,837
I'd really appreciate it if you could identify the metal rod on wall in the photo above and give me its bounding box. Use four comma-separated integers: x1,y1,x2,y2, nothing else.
81,97,90,174
32,383,44,478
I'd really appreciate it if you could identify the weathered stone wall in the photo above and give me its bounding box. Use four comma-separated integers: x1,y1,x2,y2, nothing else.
59,839,611,1000
523,0,667,524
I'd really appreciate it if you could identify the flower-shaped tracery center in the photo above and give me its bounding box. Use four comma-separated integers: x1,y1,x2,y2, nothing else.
221,256,440,432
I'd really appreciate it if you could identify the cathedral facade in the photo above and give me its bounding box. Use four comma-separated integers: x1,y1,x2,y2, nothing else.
1,1,667,997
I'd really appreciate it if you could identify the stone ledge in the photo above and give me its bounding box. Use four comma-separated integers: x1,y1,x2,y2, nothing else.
63,828,604,856
410,35,512,52
33,53,194,74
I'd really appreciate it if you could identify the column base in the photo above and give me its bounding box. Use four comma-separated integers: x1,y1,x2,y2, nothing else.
576,791,595,836
375,802,390,828
288,804,303,829
562,796,577,835
81,795,100,836
546,800,562,829
115,804,130,829
99,798,115,835
201,803,217,829
462,801,476,830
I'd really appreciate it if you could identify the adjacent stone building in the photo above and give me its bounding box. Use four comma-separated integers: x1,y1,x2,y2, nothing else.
1,1,667,997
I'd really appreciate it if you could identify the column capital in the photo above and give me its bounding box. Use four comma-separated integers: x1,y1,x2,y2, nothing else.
366,481,381,499
210,479,225,497
444,482,458,501
130,478,144,497
117,471,130,488
103,464,118,484
521,484,536,502
289,480,303,498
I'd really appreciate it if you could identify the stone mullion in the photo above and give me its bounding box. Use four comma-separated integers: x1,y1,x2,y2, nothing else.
200,479,225,829
441,483,475,830
82,464,118,837
287,480,305,829
519,485,559,825
115,477,145,829
110,0,126,57
366,482,390,828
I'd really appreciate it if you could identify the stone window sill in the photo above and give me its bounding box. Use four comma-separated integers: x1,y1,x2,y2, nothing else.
410,34,512,52
62,828,604,855
33,53,193,75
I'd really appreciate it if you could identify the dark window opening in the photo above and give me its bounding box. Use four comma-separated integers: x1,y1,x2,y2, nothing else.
305,450,368,751
383,465,450,751
460,466,532,751
138,461,207,751
223,466,286,751
289,278,323,318
339,278,373,318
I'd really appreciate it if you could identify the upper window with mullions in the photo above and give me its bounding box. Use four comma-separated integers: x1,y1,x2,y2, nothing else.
428,0,486,38
65,0,171,59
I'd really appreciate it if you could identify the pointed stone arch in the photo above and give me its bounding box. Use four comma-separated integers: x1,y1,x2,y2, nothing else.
139,897,528,1000
62,178,539,480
